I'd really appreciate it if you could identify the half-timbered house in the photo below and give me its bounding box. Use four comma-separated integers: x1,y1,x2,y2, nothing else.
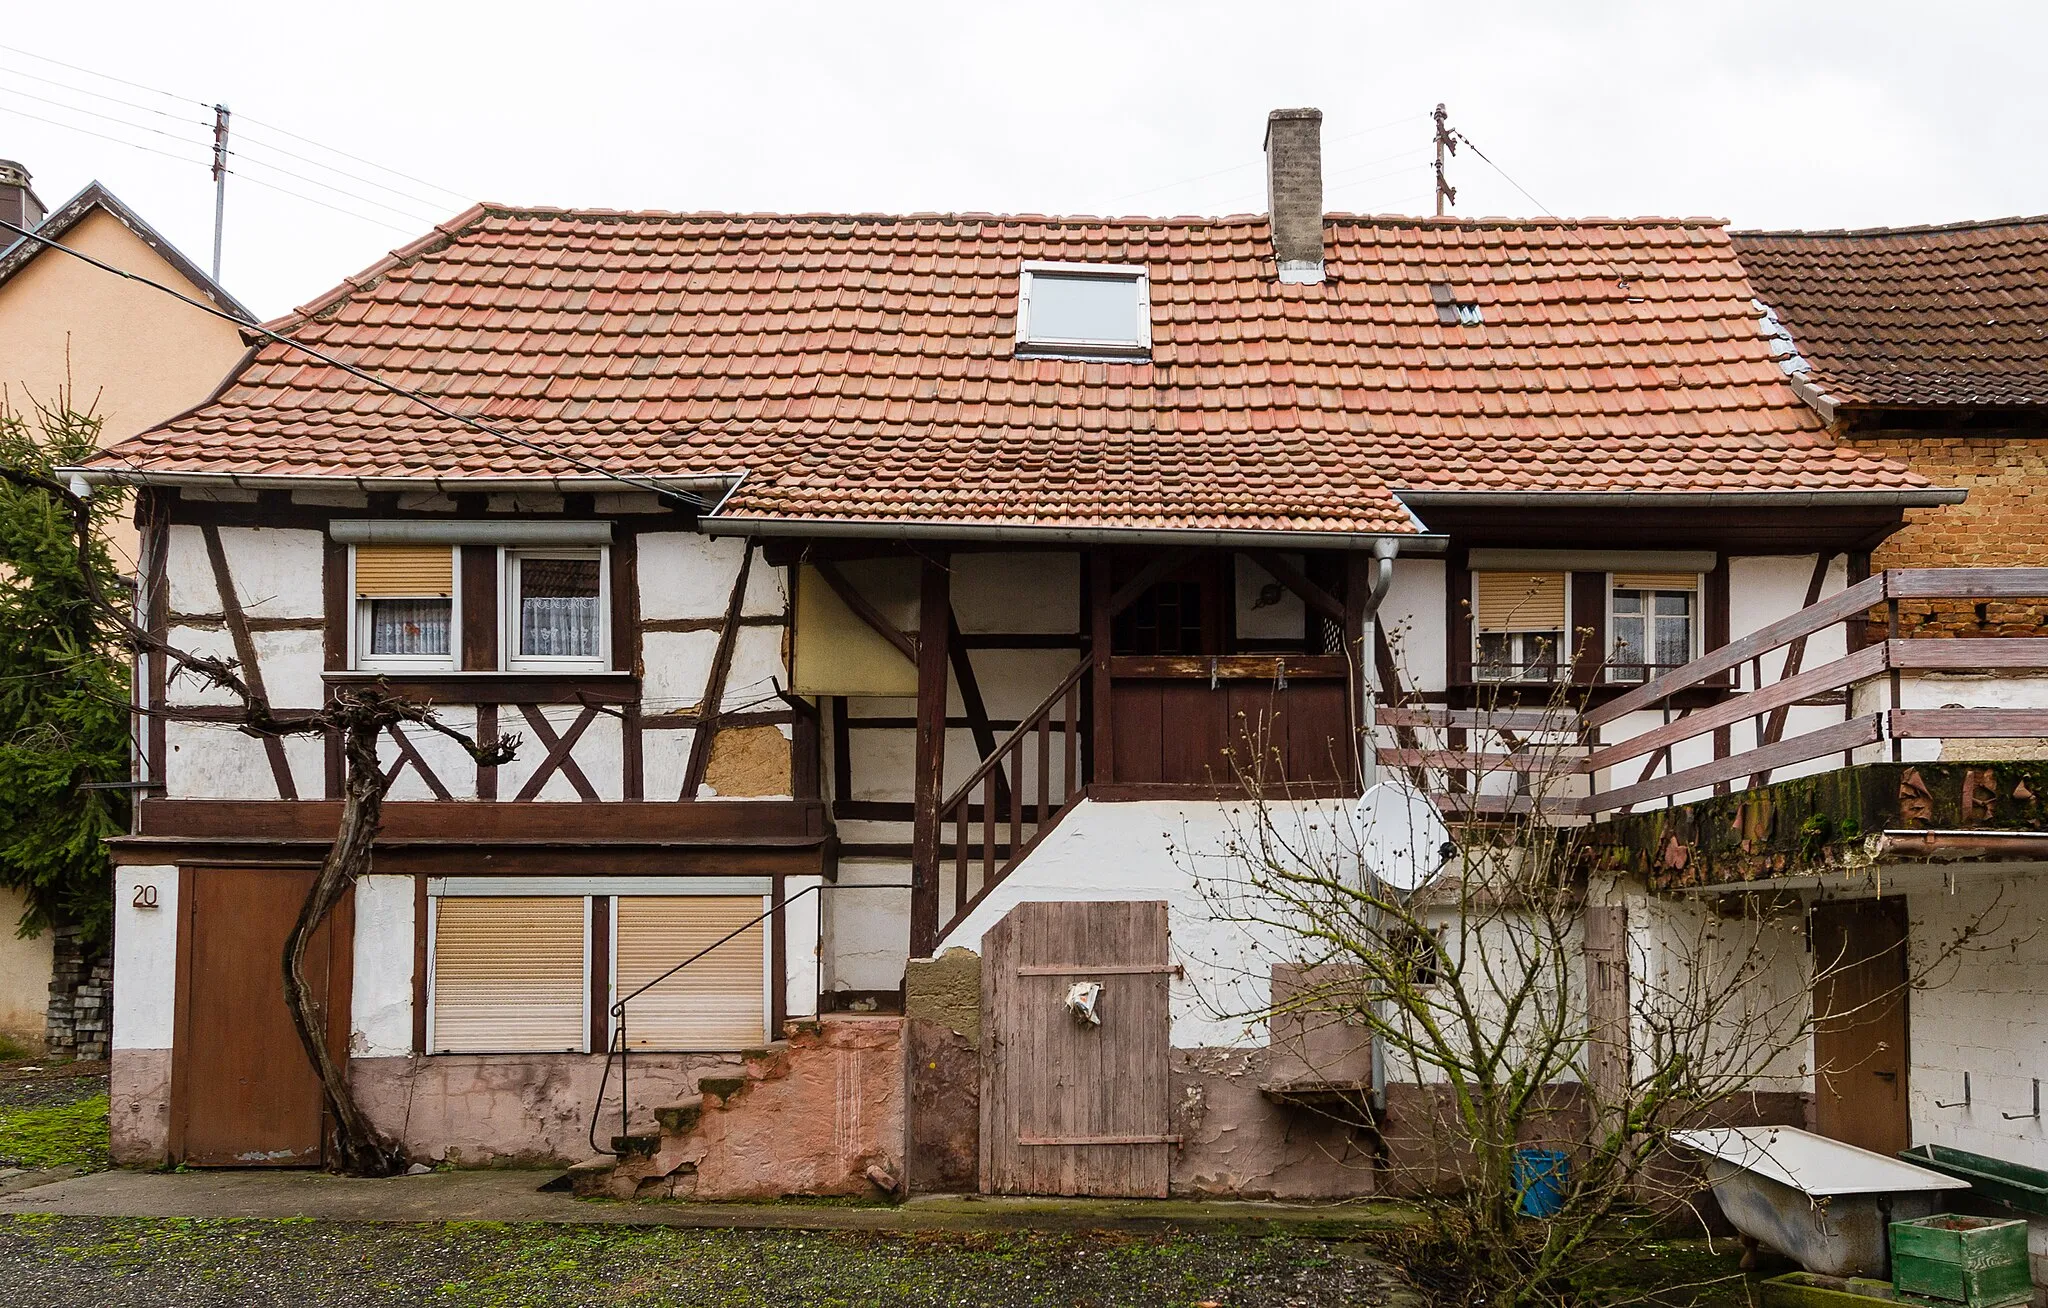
72,109,2048,1207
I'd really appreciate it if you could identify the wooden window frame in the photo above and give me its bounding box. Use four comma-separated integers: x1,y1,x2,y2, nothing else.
1470,570,1571,685
350,544,460,674
502,547,611,674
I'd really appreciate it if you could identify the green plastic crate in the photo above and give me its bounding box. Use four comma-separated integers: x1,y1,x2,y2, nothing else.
1889,1213,2032,1308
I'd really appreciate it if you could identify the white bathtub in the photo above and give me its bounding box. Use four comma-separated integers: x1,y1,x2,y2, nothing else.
1673,1126,1970,1278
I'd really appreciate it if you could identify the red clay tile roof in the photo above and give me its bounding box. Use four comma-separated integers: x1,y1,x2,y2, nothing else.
1734,218,2048,409
91,206,1933,535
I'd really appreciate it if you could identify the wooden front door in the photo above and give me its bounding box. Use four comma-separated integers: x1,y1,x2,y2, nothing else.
172,867,353,1167
980,900,1173,1197
1812,898,1910,1155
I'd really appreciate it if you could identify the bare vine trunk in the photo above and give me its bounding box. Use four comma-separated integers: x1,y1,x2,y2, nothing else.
281,718,404,1176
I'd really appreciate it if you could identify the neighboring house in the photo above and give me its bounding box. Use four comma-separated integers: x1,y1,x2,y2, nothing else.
67,110,2045,1215
1734,218,2048,577
0,160,251,1058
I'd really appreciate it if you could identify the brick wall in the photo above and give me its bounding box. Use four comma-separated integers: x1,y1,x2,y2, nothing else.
1847,427,2048,636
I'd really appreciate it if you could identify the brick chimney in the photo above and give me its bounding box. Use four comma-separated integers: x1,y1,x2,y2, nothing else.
0,160,46,233
1264,109,1324,284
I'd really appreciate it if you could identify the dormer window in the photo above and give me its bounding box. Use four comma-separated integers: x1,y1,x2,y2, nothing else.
1016,262,1151,359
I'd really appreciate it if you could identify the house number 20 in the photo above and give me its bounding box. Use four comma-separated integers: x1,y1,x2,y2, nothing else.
131,884,159,910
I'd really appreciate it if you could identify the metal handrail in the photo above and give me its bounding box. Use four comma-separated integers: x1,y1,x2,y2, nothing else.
586,880,913,1156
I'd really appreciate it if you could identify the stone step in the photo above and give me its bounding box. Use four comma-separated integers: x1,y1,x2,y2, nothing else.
654,1102,702,1134
559,1155,618,1198
611,1133,660,1158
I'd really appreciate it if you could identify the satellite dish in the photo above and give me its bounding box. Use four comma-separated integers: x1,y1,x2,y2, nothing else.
1353,780,1454,895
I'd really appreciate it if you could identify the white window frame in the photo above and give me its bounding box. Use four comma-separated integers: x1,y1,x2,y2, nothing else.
1015,261,1152,359
608,892,775,1053
424,894,592,1056
1605,574,1703,684
349,545,460,673
1470,572,1572,684
502,546,610,673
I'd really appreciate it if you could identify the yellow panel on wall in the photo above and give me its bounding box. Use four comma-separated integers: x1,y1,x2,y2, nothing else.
791,565,919,697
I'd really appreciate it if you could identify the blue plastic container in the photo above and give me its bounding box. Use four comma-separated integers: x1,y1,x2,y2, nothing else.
1514,1147,1570,1218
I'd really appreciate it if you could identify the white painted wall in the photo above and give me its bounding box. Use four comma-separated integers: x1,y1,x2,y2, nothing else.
827,859,914,993
1909,870,2048,1169
0,886,51,1048
934,798,1352,1048
785,875,823,1017
351,875,415,1058
112,865,179,1050
1380,557,1447,695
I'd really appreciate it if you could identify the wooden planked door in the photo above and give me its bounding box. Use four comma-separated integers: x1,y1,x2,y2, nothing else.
1583,905,1631,1115
979,900,1173,1197
172,867,353,1167
1812,898,1910,1156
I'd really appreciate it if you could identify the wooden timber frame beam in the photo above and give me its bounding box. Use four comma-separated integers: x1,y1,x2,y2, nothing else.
909,551,951,958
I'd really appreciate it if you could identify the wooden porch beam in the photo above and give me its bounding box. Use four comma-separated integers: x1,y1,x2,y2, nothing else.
1106,547,1197,619
1089,549,1115,786
948,613,1010,808
812,559,918,664
910,553,951,958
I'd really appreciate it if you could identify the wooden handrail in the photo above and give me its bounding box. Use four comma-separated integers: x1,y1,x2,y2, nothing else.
938,659,1091,818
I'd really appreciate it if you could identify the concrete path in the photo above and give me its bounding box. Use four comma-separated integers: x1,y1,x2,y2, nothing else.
0,1167,1414,1232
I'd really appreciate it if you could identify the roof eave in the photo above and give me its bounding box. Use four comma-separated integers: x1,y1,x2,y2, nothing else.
1393,488,1965,510
701,514,1444,554
58,467,743,499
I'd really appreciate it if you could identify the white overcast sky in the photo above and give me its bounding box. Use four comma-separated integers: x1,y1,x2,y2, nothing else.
2,1,2041,320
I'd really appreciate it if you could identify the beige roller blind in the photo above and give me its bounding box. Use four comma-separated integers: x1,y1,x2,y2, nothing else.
355,544,455,597
1612,571,1699,592
430,897,586,1053
1474,571,1566,632
613,896,767,1051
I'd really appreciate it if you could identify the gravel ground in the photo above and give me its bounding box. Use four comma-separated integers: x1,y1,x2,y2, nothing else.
0,1216,1412,1307
0,1064,108,1112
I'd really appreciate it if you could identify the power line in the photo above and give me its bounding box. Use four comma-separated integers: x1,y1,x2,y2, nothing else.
201,170,432,236
0,103,207,168
0,60,205,125
235,115,472,205
0,213,712,512
0,41,208,109
0,84,210,149
223,151,445,226
228,137,465,215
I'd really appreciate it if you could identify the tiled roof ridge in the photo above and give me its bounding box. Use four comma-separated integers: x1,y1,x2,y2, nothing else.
460,203,1728,229
1733,214,2048,240
264,201,491,333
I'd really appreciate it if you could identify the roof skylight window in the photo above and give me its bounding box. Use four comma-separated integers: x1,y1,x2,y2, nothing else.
1017,262,1151,359
1430,283,1484,327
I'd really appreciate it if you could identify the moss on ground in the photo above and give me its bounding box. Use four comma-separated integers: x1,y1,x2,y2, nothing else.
0,1092,108,1170
0,1216,1409,1307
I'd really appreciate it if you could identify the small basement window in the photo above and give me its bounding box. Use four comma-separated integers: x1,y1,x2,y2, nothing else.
505,549,608,671
353,544,457,671
1017,262,1150,358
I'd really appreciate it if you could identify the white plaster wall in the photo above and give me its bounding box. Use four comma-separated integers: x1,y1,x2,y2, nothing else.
785,876,823,1017
641,726,695,802
828,859,913,993
0,885,51,1048
642,630,720,714
379,708,480,802
164,720,326,799
163,525,324,620
1380,557,1448,695
351,875,415,1058
493,707,624,801
638,533,785,620
724,624,790,712
950,553,1079,633
113,865,179,1050
1626,889,1811,1095
1909,871,2048,1169
933,798,1352,1048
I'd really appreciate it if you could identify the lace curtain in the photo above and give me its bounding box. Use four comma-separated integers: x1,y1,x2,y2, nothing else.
369,599,450,656
519,557,602,658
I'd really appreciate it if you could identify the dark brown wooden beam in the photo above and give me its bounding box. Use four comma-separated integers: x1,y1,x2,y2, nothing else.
948,613,1010,808
813,559,918,664
1089,549,1115,785
1251,548,1346,624
910,553,951,958
134,797,830,841
1106,547,1197,619
682,544,755,799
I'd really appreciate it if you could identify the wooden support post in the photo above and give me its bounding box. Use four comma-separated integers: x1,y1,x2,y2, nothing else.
1089,549,1115,787
910,552,952,958
1344,553,1372,786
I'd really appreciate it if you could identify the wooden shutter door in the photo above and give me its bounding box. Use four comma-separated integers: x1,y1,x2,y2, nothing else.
612,896,768,1050
980,900,1173,1197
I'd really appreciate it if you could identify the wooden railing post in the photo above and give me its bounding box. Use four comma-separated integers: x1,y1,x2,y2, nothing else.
910,553,950,959
1089,549,1114,786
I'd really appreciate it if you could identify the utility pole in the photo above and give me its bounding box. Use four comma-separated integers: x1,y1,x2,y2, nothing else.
1432,102,1457,217
209,104,230,283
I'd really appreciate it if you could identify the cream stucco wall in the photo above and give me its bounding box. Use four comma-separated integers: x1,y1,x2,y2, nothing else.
0,885,52,1052
0,207,246,446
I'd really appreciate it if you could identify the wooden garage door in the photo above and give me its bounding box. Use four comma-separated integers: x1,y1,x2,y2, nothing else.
172,867,352,1167
979,900,1173,1197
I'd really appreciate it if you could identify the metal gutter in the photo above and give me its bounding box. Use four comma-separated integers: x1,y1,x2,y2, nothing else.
700,515,1446,553
1394,488,1966,509
56,468,742,500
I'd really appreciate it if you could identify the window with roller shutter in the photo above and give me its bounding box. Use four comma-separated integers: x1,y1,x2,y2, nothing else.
428,896,588,1053
611,896,769,1051
353,544,458,671
1473,571,1568,682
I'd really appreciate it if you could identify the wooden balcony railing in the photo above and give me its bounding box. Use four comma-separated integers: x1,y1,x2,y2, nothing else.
1374,569,2048,819
935,659,1090,943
